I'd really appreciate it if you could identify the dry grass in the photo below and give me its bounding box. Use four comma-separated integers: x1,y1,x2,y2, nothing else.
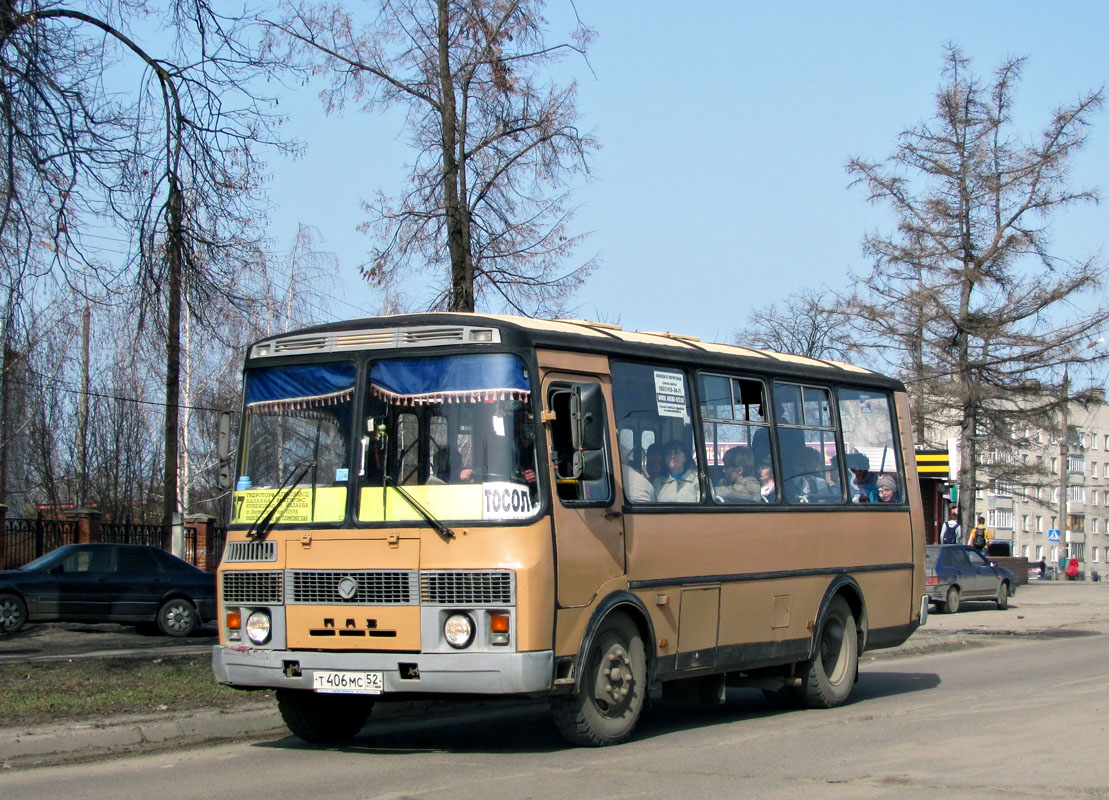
0,655,271,727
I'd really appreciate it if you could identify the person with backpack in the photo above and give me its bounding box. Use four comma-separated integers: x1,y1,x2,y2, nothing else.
940,508,961,544
968,516,990,552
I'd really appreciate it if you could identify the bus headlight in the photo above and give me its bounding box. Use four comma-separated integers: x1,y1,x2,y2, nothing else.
444,613,475,649
245,610,272,645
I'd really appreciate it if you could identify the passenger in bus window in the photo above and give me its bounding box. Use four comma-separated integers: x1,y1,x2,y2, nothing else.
877,474,900,503
785,448,826,503
620,446,654,503
655,440,699,502
846,452,879,503
758,462,776,502
642,442,664,486
714,446,760,503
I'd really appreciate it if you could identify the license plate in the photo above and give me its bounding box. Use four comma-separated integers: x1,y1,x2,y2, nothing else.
312,670,384,695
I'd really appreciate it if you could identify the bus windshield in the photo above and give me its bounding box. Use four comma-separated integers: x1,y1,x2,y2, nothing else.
233,362,356,524
358,353,540,524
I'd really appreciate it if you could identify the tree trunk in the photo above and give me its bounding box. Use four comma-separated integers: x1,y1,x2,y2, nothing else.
436,0,473,312
162,181,183,545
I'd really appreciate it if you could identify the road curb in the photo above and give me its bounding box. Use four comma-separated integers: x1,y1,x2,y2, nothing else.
0,703,285,765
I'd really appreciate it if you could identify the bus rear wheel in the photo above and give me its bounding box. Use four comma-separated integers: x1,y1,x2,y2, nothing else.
551,613,646,746
796,596,858,709
276,689,374,743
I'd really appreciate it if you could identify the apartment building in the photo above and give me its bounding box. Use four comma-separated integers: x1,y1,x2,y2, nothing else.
938,400,1109,577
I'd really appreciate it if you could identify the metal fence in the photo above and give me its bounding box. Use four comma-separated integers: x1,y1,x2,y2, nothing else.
99,522,167,547
184,524,227,570
2,518,226,571
1,517,80,569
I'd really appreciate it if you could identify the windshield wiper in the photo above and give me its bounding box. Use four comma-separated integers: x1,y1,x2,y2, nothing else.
246,460,315,541
384,475,456,541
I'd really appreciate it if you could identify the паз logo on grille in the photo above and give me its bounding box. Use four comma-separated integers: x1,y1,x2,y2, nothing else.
337,576,359,600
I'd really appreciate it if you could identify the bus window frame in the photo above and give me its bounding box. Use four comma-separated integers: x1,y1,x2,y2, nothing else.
695,371,778,507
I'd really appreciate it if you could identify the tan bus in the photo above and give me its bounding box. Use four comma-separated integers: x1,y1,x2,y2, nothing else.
213,313,927,746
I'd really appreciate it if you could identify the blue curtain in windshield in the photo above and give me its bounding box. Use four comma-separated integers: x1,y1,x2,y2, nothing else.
245,363,357,411
370,354,529,404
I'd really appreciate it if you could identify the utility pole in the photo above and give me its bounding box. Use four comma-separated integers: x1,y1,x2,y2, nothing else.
1059,367,1069,574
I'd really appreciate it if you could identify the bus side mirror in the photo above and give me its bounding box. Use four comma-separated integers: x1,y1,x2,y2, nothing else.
574,449,606,482
571,384,605,453
216,412,233,491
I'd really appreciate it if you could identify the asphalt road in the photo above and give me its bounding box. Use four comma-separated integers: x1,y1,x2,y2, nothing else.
2,617,1107,799
2,581,1107,798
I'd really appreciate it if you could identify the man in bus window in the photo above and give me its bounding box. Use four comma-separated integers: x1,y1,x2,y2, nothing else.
655,440,699,502
846,452,879,503
714,446,760,503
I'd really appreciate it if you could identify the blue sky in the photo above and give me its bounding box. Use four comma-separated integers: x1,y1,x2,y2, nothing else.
265,1,1109,344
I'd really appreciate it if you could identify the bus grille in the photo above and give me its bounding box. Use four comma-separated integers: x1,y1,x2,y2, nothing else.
224,541,277,563
420,570,515,606
287,570,419,605
223,570,284,604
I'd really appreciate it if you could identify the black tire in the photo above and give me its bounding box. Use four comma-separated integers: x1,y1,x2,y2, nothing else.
157,597,198,637
944,586,961,614
276,689,374,743
551,613,646,746
795,596,858,709
0,593,27,635
996,582,1009,610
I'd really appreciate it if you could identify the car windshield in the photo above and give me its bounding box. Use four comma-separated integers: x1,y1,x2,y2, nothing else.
233,361,356,525
358,353,540,524
20,547,74,571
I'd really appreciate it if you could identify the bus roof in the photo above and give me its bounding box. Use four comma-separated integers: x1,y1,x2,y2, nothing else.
246,312,903,390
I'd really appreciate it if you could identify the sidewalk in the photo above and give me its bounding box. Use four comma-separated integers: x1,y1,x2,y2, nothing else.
3,582,1107,768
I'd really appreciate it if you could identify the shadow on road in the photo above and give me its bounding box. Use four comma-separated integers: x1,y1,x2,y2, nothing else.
853,670,941,701
250,673,944,756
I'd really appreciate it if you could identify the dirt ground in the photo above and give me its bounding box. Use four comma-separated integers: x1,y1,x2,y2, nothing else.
0,621,216,664
874,579,1109,660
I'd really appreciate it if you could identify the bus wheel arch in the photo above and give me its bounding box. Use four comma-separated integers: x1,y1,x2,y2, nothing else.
797,580,865,709
551,593,654,746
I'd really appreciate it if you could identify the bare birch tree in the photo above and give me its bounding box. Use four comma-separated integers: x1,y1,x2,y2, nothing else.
268,0,598,315
845,45,1109,531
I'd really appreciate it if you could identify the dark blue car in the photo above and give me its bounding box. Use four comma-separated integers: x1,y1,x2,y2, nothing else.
0,543,216,637
925,544,1016,613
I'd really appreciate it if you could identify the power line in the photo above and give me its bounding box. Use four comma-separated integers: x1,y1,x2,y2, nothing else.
5,369,234,415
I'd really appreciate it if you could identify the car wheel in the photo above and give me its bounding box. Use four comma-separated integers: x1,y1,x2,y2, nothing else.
157,598,198,637
0,593,27,635
996,582,1009,610
277,689,374,743
795,596,859,709
945,586,961,614
551,613,646,746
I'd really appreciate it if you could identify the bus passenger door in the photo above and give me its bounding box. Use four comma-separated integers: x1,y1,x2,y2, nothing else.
544,374,626,607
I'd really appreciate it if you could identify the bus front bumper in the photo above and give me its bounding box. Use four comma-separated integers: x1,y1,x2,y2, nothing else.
212,645,555,696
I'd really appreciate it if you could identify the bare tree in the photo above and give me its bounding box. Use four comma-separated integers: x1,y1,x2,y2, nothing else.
845,45,1109,531
269,0,599,315
0,1,289,529
735,287,861,362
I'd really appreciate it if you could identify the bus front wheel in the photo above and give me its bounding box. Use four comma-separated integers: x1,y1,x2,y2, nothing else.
276,689,374,743
796,595,858,709
551,613,646,746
